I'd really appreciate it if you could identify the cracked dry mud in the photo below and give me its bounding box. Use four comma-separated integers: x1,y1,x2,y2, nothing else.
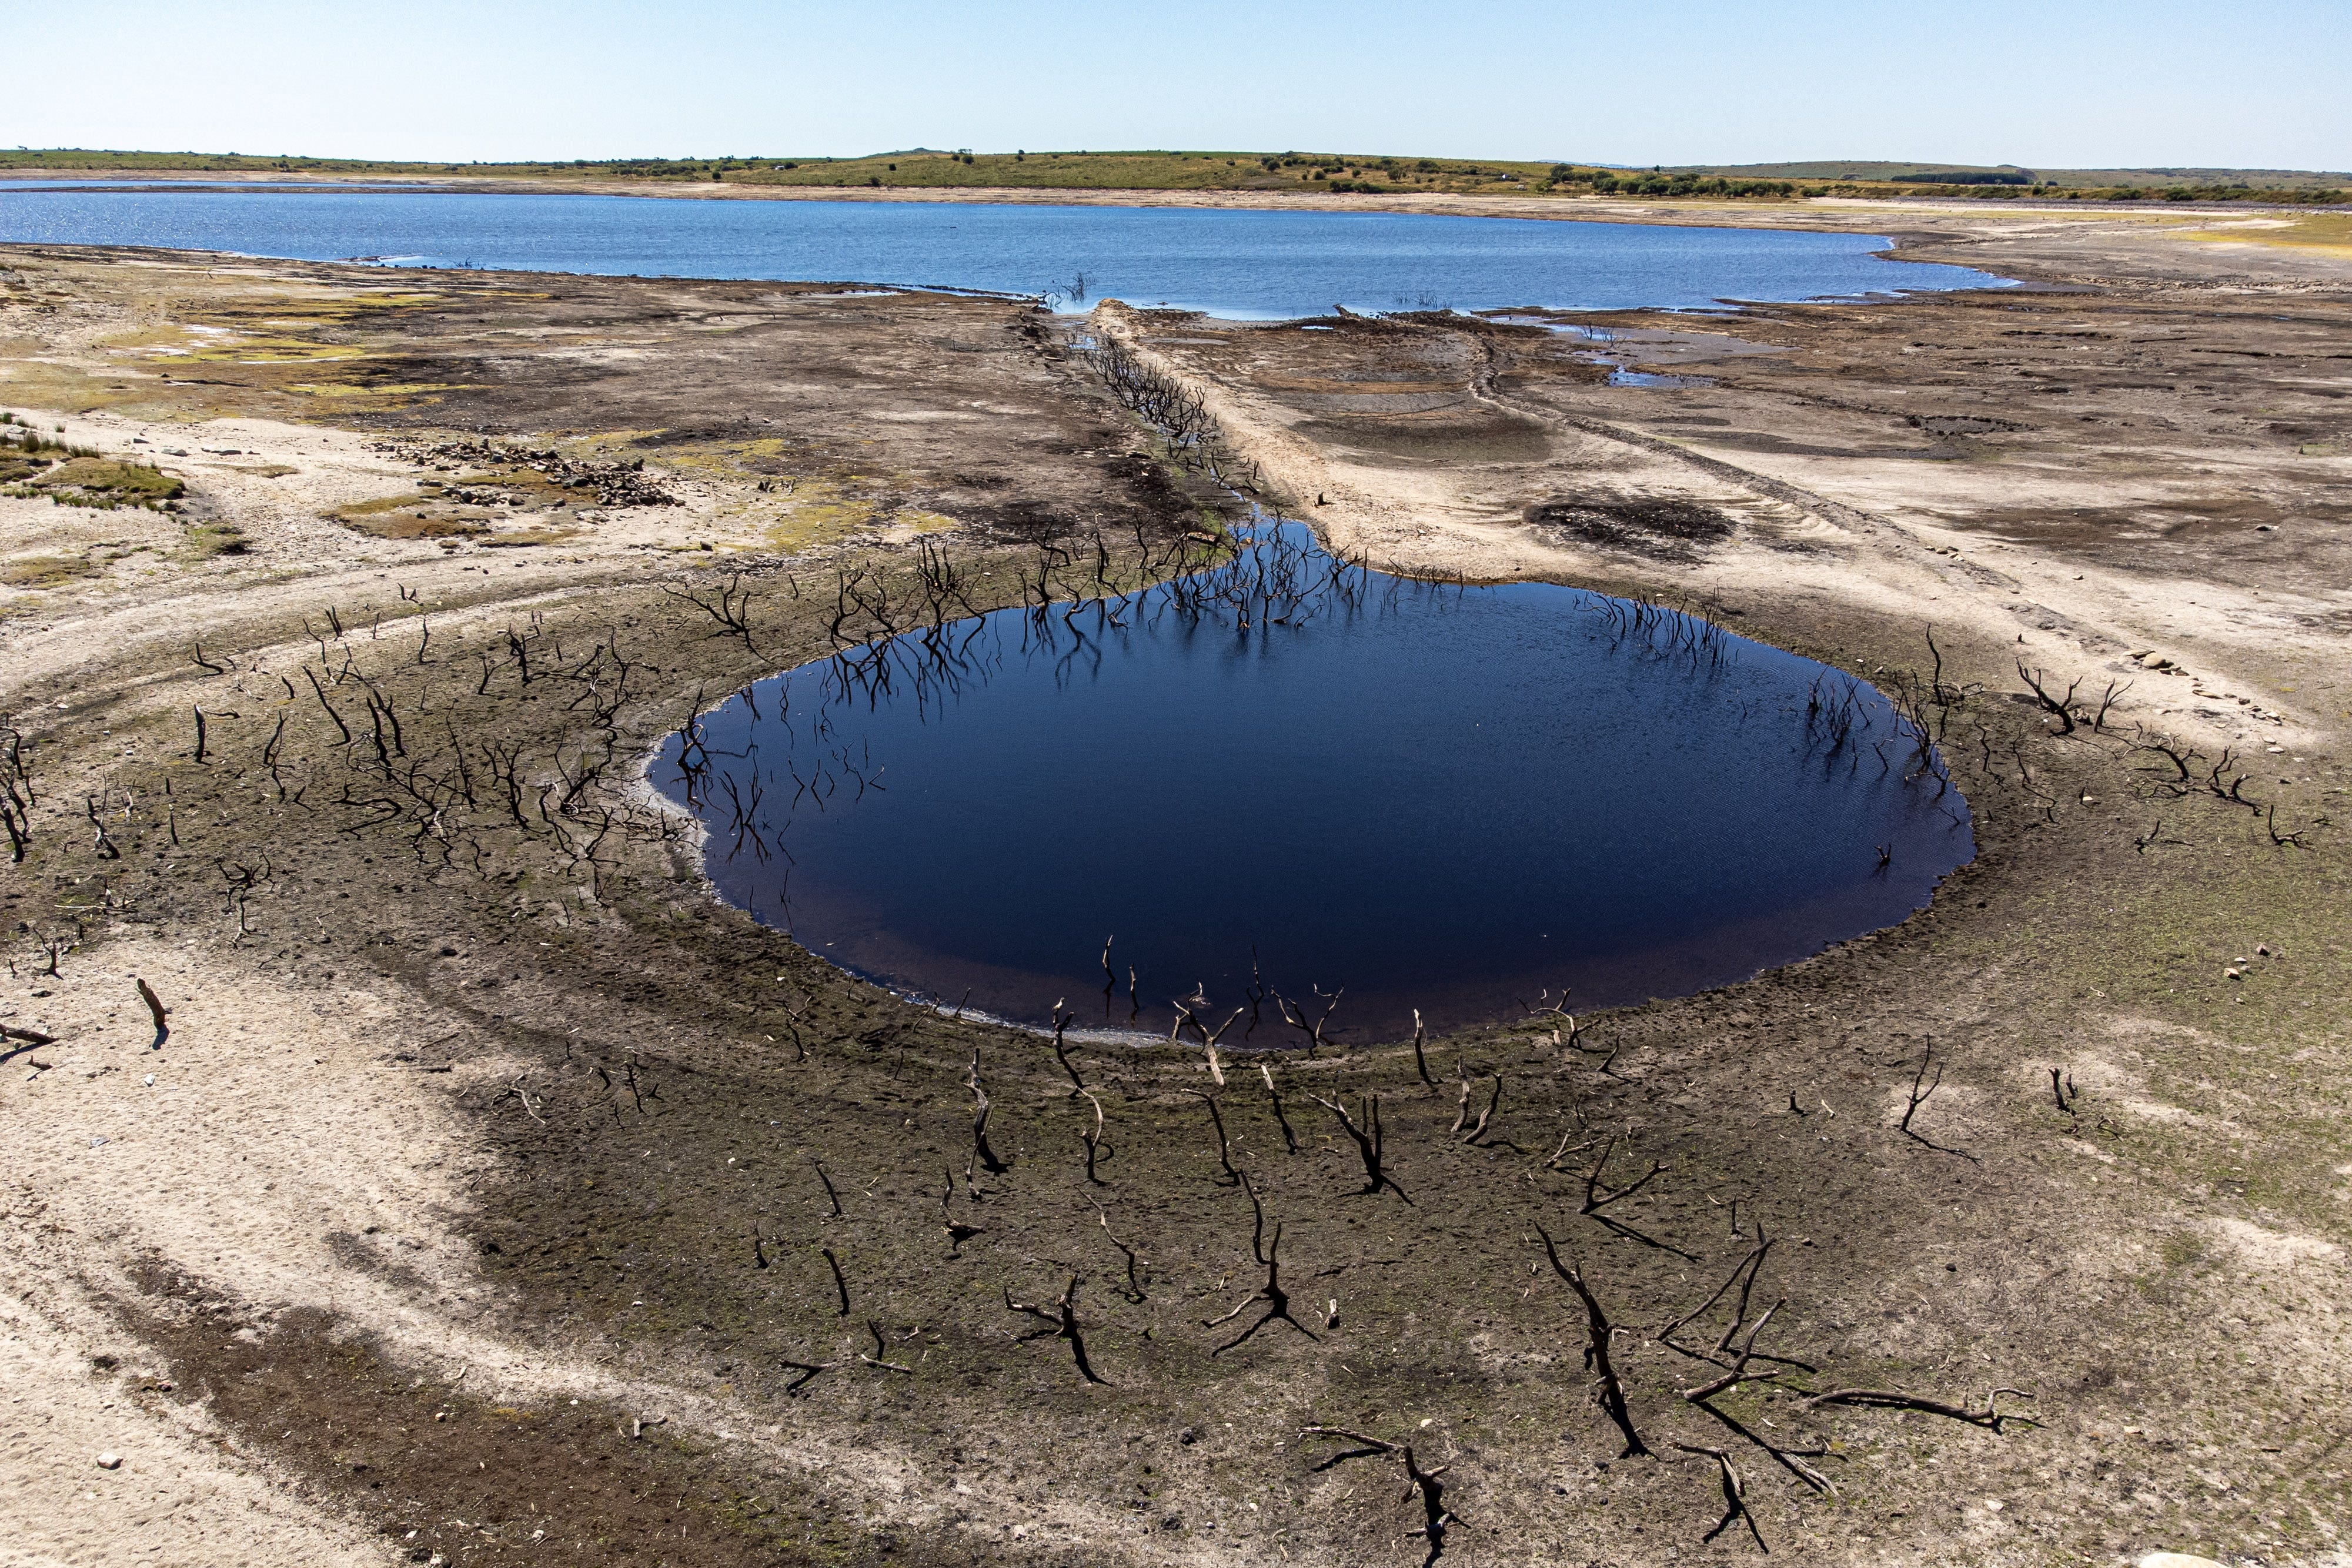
2,205,2348,1568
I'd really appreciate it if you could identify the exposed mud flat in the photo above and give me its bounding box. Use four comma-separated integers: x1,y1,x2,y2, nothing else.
2,213,2350,1568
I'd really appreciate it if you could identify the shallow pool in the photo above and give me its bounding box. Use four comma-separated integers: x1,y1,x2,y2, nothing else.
654,521,1972,1042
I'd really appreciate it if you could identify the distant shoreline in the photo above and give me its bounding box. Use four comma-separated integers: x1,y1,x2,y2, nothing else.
5,170,2328,238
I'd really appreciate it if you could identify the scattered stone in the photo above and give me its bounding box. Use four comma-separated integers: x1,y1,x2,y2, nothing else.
370,437,674,508
2137,1554,2227,1568
95,1452,121,1470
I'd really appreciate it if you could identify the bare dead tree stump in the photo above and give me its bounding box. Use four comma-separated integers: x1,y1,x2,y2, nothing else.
1673,1444,1767,1552
1309,1091,1409,1202
1535,1223,1649,1457
1205,1175,1317,1355
1005,1275,1110,1385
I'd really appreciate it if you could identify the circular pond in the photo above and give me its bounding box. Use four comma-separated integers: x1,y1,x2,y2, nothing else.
654,521,1972,1043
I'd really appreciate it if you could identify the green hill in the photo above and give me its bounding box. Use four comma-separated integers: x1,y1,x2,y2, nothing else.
3,148,2343,204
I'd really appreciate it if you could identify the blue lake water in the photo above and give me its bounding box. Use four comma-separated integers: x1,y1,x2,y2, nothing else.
655,521,1973,1042
0,185,2008,319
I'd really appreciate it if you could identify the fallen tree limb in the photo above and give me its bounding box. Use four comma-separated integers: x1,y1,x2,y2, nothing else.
1798,1385,2037,1432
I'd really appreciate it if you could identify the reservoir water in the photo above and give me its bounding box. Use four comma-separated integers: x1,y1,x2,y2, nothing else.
5,182,1986,1037
654,521,1973,1043
0,185,2007,319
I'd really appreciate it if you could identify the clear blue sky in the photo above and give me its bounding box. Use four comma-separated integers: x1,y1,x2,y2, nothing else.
6,0,2346,170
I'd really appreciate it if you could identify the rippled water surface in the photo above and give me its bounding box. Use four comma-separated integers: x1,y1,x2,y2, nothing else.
0,185,2009,317
654,523,1973,1041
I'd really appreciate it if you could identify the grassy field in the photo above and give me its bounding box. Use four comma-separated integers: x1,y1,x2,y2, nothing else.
1666,158,2352,190
6,146,2345,205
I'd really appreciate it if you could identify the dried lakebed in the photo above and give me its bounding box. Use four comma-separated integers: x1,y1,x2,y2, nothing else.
657,521,1973,1040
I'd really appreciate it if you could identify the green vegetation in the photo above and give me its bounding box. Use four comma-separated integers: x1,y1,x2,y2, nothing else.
179,520,249,557
328,493,488,539
1661,159,2351,204
4,148,2344,206
0,416,184,509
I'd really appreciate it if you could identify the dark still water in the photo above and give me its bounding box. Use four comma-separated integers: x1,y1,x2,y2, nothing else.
653,523,1972,1043
0,185,2007,318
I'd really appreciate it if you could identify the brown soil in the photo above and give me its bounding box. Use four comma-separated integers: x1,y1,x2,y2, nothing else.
2,210,2349,1568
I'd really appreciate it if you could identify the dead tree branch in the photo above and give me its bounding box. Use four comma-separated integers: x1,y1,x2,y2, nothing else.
1534,1223,1649,1457
1309,1091,1409,1202
1799,1386,2037,1432
857,1319,914,1375
1206,1175,1316,1355
134,977,169,1049
1190,1088,1242,1186
967,1047,1010,1181
1004,1275,1110,1385
2015,658,2081,734
821,1246,850,1316
1897,1038,1977,1162
1673,1445,1768,1553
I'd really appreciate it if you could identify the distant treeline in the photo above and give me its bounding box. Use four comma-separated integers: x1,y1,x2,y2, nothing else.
1890,170,2033,185
2,148,2344,207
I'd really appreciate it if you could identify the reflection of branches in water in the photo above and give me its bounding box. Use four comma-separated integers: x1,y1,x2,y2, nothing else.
671,513,1970,1026
1591,590,1732,677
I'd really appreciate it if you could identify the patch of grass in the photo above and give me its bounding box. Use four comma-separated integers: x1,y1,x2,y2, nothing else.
1,444,185,510
181,521,249,557
0,553,100,588
2159,1229,2209,1269
43,456,185,499
2181,210,2352,258
330,495,490,540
